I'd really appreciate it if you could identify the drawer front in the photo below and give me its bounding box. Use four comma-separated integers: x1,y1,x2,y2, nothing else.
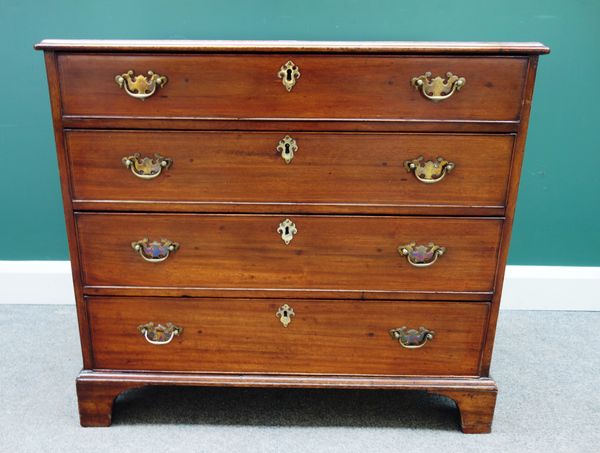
88,297,489,376
58,54,527,121
67,131,514,213
76,214,502,295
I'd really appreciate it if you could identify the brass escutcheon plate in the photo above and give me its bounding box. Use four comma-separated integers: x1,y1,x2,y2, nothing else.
115,70,167,99
278,61,300,92
277,135,298,164
411,72,465,102
276,304,295,327
277,219,297,245
404,156,454,184
389,326,435,349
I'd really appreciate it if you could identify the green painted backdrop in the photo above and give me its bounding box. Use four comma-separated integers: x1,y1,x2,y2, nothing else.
1,0,598,265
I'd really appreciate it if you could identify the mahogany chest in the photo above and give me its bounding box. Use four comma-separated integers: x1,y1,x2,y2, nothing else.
36,39,549,433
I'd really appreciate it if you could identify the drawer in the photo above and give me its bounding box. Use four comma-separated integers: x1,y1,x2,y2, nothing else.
67,131,514,215
58,54,527,121
76,214,502,297
87,297,489,376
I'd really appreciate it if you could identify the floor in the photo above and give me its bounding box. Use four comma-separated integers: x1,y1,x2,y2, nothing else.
0,306,598,452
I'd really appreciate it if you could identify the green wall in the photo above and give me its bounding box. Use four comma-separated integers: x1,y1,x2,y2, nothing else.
1,0,598,265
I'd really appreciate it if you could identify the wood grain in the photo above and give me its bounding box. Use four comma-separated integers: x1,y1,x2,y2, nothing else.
76,369,498,430
481,56,541,374
36,41,548,433
35,39,550,55
434,388,497,433
57,54,527,121
75,214,503,295
66,131,514,215
63,117,521,133
42,52,94,369
87,297,489,376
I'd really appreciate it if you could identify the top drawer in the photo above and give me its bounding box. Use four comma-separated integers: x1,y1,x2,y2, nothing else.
57,54,527,121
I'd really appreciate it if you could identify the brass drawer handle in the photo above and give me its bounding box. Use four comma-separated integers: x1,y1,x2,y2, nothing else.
122,153,172,179
404,156,454,184
389,326,435,349
138,322,183,345
131,238,179,263
278,60,300,92
277,218,297,245
398,242,445,267
276,304,295,327
115,70,167,99
277,135,297,164
411,72,465,102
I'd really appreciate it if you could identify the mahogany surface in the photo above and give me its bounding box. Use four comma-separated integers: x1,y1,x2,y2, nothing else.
57,54,527,121
76,213,502,295
66,131,514,214
88,297,489,375
36,39,548,433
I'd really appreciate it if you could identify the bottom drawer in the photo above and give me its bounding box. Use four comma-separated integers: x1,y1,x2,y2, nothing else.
87,297,489,376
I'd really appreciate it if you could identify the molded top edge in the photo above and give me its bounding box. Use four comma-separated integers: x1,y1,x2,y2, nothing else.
34,39,550,55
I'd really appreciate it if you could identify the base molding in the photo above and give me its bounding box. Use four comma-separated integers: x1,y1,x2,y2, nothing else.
76,370,497,433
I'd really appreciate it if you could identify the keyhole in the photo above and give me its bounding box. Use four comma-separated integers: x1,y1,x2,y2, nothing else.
283,310,288,317
285,226,290,235
284,144,290,155
286,68,293,81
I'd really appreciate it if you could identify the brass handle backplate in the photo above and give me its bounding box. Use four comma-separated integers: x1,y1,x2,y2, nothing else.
277,135,298,164
398,242,445,267
122,153,172,179
389,326,435,349
276,304,295,327
411,72,465,102
404,156,454,184
115,70,167,99
138,322,183,345
277,218,297,245
278,60,300,92
131,238,179,263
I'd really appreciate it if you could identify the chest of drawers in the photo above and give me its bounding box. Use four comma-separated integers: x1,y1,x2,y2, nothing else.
36,39,548,433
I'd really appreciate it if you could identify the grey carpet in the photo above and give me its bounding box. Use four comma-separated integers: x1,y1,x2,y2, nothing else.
0,305,598,452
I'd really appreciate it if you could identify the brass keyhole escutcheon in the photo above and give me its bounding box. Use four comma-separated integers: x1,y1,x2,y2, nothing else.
277,135,297,164
277,219,297,245
278,61,300,92
276,304,295,327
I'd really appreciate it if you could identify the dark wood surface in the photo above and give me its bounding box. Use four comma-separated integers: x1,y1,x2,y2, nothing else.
76,370,498,432
480,56,541,375
66,131,514,215
57,54,527,121
63,117,522,133
75,213,503,295
37,40,547,432
43,52,94,369
87,297,489,375
435,389,497,433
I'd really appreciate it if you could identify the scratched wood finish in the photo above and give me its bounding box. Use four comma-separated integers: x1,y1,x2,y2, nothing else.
57,54,527,121
66,131,514,214
87,297,489,375
76,213,503,295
